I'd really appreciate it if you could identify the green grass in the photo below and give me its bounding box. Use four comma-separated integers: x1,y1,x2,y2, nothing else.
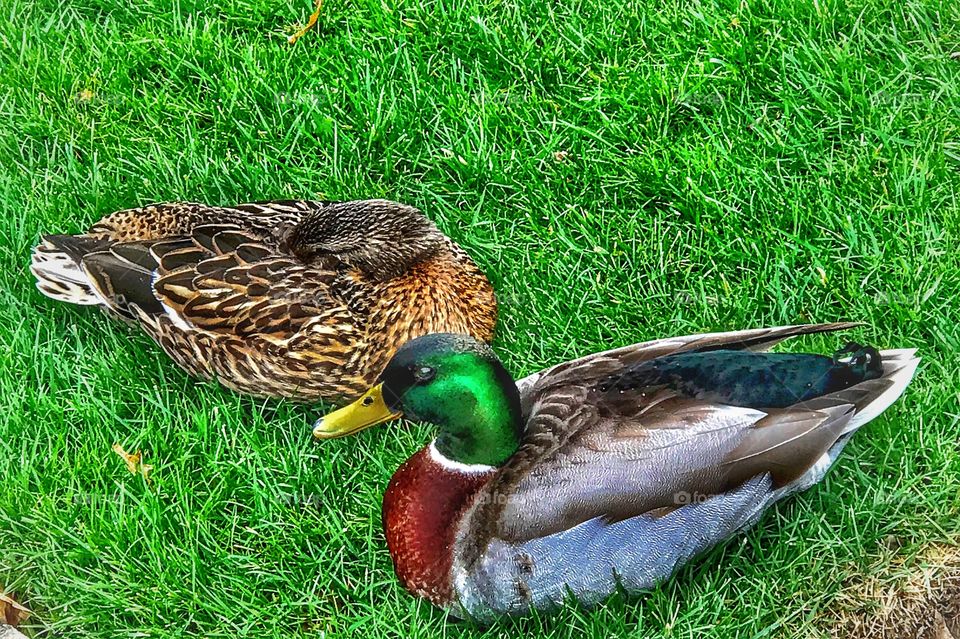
1,0,959,636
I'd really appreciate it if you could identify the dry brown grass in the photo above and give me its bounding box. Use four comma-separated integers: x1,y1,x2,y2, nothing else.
821,542,960,639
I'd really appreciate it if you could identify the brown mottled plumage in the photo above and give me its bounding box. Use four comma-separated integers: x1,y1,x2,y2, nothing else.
30,199,497,403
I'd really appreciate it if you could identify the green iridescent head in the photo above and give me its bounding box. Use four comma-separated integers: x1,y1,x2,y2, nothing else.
313,334,523,467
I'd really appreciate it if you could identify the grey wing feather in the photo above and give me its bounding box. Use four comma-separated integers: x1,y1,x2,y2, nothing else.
453,344,919,619
486,402,780,543
491,323,869,544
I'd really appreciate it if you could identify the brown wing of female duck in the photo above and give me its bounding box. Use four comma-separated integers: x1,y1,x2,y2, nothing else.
42,224,368,399
31,200,497,402
452,324,919,618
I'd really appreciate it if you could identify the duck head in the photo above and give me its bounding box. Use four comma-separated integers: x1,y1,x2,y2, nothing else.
313,333,523,467
282,199,446,278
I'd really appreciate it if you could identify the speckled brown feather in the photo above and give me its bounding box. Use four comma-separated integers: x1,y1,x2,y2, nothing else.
31,200,497,403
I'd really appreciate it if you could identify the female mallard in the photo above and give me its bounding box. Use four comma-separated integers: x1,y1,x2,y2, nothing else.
313,324,919,620
30,199,496,402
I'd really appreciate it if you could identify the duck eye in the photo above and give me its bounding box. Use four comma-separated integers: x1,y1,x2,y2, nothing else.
413,366,436,383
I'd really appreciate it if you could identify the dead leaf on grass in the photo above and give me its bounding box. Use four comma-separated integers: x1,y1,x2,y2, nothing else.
112,443,154,482
0,591,31,627
288,0,324,44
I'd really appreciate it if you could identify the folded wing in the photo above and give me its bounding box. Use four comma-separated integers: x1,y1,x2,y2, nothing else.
454,326,919,619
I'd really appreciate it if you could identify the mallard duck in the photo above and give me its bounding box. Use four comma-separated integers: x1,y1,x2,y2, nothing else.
312,323,919,620
30,199,496,402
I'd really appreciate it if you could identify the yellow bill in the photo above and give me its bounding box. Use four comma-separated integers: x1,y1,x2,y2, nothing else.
312,383,402,439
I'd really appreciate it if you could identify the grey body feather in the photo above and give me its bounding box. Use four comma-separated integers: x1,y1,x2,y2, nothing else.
446,327,919,620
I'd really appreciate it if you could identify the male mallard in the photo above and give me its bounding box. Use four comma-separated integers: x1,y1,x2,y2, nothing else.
313,324,919,620
30,199,496,401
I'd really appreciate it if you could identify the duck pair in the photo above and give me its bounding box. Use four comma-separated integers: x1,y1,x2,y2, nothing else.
31,199,919,621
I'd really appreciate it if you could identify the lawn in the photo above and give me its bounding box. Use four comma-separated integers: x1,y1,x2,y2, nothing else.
1,0,959,636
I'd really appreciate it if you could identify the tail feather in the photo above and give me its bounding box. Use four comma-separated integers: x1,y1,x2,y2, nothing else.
844,348,920,432
39,234,113,262
797,348,920,435
31,237,105,305
31,234,166,319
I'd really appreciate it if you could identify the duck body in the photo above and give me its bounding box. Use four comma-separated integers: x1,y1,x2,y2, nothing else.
30,199,496,402
315,324,919,621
